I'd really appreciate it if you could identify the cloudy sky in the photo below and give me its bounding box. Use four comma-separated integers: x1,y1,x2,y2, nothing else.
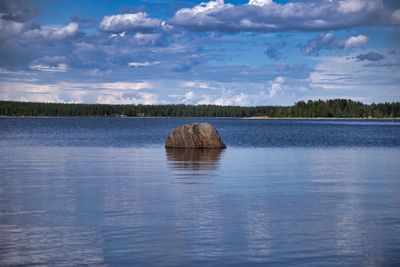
0,0,399,106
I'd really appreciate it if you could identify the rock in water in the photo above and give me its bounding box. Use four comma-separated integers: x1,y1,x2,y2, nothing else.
165,123,226,149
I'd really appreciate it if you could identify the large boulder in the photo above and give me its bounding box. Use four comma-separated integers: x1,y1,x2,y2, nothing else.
165,123,226,149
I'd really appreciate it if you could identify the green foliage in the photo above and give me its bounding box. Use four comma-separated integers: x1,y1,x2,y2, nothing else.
0,99,399,118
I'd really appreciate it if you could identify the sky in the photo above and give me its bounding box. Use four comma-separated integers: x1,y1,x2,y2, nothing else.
0,0,399,106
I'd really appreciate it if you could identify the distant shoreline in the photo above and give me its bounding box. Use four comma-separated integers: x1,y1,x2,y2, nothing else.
243,116,400,120
1,99,399,118
1,115,399,120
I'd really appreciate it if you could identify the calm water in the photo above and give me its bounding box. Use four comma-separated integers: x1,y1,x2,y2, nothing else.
0,118,400,266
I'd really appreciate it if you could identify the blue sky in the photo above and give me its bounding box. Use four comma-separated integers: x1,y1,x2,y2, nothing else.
0,0,399,105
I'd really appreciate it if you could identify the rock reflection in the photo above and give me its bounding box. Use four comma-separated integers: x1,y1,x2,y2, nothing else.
165,148,224,171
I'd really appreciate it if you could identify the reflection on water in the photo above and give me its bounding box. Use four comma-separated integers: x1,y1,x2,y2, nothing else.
1,145,400,266
166,148,224,171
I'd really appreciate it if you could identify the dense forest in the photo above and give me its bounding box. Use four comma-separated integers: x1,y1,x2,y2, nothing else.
0,99,399,118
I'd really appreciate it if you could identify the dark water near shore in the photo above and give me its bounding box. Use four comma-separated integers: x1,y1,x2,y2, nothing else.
0,118,400,266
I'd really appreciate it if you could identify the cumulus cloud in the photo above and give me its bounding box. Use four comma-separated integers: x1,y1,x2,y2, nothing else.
0,1,80,43
213,92,252,106
248,0,273,7
0,81,68,103
170,0,233,31
0,18,25,39
184,91,195,101
0,80,155,104
302,33,368,55
201,90,276,106
22,22,80,41
392,9,400,24
128,61,160,68
100,12,162,33
171,0,389,32
179,0,231,16
15,94,65,103
170,77,290,105
344,34,368,49
97,92,158,105
30,63,69,72
355,52,385,62
268,76,285,98
177,89,260,106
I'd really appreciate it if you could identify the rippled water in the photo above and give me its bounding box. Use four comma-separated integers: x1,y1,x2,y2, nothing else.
0,118,400,266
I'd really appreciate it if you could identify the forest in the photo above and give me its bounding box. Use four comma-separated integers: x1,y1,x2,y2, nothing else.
0,99,399,118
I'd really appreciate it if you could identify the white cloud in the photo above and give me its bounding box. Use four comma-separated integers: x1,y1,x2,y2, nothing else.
128,61,160,68
268,76,285,98
100,12,162,33
184,91,194,99
97,92,158,105
23,22,79,41
303,55,400,103
392,9,400,24
131,33,161,45
309,55,400,100
183,91,195,103
248,0,272,7
1,81,152,93
172,0,233,30
338,0,383,14
52,22,79,38
30,63,69,72
110,31,127,38
344,34,368,49
302,33,368,55
214,92,252,106
171,0,388,32
0,80,155,104
184,0,230,15
134,92,158,105
1,82,58,93
15,94,65,103
0,18,24,39
182,81,212,89
170,88,276,106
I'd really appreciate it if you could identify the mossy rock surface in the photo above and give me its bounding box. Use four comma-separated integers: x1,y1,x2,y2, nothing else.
165,123,226,149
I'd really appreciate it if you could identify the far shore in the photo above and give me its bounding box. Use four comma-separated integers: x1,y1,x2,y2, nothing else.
243,116,400,120
1,115,399,120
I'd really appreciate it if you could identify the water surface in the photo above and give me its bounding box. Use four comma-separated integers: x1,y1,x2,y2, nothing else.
0,118,399,266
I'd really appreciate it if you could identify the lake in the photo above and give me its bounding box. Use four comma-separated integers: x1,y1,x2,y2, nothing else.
0,118,400,266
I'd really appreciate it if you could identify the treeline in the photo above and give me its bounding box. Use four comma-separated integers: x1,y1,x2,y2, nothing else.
0,99,399,118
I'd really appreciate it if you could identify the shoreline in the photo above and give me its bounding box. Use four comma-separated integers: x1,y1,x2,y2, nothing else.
243,117,400,120
1,115,399,120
